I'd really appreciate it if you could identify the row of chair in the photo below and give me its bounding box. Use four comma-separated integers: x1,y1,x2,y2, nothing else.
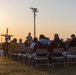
8,47,76,68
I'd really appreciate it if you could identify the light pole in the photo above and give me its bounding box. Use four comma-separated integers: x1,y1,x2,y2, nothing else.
30,7,38,37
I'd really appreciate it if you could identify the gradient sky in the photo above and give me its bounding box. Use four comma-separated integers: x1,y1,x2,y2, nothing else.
0,0,76,42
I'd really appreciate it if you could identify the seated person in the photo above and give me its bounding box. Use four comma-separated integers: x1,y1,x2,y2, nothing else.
24,40,29,47
30,37,38,49
11,38,20,50
32,34,49,67
48,34,66,56
1,39,10,55
69,34,76,47
33,34,49,53
19,39,25,47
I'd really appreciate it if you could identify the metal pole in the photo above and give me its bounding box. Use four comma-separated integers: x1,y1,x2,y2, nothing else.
30,7,38,38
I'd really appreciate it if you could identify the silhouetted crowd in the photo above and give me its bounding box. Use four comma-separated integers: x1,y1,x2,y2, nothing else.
1,32,76,56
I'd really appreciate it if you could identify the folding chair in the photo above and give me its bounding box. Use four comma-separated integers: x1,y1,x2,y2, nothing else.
66,47,76,68
22,47,32,63
13,47,20,60
33,48,49,69
52,48,66,68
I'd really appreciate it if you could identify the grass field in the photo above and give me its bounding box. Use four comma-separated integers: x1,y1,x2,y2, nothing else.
0,56,76,75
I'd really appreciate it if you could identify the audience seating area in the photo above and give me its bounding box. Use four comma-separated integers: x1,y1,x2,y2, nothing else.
1,47,76,69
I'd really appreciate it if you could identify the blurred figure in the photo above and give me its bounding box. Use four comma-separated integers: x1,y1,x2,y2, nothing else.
33,34,48,52
45,37,51,45
71,34,75,40
11,38,20,50
65,38,71,49
26,32,32,46
1,39,10,56
30,37,38,49
47,34,66,63
32,34,49,67
19,39,24,47
69,34,76,47
24,40,29,47
8,40,13,49
48,34,66,53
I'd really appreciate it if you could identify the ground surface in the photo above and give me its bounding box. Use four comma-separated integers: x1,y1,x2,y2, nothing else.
0,56,76,75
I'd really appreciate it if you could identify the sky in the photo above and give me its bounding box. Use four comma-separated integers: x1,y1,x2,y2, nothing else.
0,0,76,42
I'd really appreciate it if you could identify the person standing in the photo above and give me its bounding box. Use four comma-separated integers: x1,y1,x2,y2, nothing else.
26,32,32,47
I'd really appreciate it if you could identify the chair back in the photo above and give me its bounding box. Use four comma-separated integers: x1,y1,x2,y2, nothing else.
52,48,65,53
23,47,31,53
35,48,48,56
13,47,20,53
18,47,25,53
67,47,76,54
